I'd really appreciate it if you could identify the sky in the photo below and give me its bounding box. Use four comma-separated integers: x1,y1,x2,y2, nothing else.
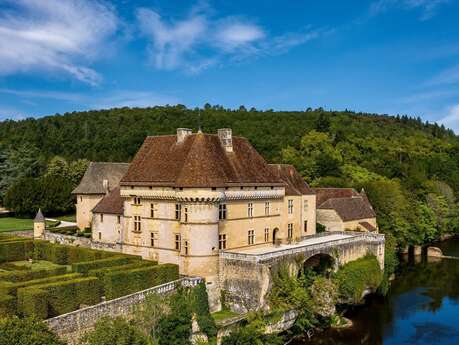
1,0,459,132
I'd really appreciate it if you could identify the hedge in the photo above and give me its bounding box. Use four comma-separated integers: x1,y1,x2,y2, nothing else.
0,240,34,263
0,273,82,296
0,265,67,283
0,294,15,316
71,256,134,274
104,264,179,300
17,288,49,319
18,276,102,318
33,241,116,265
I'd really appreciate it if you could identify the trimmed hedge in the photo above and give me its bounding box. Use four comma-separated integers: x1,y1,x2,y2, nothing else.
72,256,134,274
0,265,67,283
104,263,179,300
0,240,33,263
0,273,82,296
0,294,15,316
18,276,101,318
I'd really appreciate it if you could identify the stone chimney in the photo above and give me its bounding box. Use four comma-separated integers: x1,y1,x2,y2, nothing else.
177,128,192,143
103,179,109,195
218,128,233,152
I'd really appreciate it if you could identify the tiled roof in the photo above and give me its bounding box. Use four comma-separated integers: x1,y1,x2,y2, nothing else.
311,188,360,206
359,221,377,232
269,164,314,196
72,162,129,195
318,196,376,221
92,187,123,215
121,133,285,187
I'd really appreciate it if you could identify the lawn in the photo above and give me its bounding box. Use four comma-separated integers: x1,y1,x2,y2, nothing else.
8,260,65,271
0,217,56,232
56,214,76,222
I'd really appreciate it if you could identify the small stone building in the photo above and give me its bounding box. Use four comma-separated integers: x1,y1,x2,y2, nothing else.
72,162,129,230
312,188,378,232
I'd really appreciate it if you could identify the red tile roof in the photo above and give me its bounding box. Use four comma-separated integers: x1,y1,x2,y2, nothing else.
92,187,123,215
120,133,285,187
269,164,314,196
312,188,360,206
318,196,376,221
359,221,377,232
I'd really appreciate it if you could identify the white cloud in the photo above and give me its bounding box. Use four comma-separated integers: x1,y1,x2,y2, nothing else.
136,5,322,73
0,88,178,113
438,104,459,133
0,0,118,85
369,0,449,20
427,65,459,86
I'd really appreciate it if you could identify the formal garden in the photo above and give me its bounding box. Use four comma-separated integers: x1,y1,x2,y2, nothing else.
0,234,179,319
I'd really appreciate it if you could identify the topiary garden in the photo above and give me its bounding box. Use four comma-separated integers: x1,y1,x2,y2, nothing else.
0,234,179,319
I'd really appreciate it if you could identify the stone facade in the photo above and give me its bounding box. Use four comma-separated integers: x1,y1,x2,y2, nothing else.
317,209,378,232
75,194,103,230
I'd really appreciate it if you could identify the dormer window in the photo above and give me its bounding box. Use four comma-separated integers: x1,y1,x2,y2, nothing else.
134,197,141,205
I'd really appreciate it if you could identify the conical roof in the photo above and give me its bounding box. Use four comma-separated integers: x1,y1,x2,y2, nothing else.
34,208,45,222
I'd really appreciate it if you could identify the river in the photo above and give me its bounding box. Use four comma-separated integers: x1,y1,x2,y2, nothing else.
293,238,459,345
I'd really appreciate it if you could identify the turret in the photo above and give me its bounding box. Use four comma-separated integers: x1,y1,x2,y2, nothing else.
33,208,46,239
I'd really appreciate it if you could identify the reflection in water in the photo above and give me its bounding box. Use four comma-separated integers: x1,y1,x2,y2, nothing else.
293,238,459,345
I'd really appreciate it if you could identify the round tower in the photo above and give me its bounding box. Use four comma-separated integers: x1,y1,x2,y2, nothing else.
33,208,46,239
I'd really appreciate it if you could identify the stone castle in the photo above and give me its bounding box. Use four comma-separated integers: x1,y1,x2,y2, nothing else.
72,128,384,311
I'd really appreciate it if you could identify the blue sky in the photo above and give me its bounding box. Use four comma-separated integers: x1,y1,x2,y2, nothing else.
1,0,459,132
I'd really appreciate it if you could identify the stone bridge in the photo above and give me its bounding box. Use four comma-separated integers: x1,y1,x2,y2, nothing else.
218,231,385,313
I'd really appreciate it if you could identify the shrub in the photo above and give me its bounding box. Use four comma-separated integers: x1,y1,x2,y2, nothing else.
192,283,217,340
0,316,65,345
0,273,82,296
104,264,179,300
80,316,150,345
333,254,383,304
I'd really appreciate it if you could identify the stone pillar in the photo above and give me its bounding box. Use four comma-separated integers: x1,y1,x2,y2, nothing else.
34,208,46,239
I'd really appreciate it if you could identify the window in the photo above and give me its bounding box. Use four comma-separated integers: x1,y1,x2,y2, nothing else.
80,196,82,202
248,230,255,245
304,220,308,232
175,204,181,220
219,204,227,220
150,203,155,218
184,207,188,223
134,216,141,232
248,203,253,218
219,234,227,250
303,200,309,213
288,223,293,239
98,232,101,240
134,197,141,205
175,234,181,251
150,232,157,247
184,241,189,255
264,228,269,242
117,215,121,224
288,199,294,214
100,214,103,223
265,202,270,216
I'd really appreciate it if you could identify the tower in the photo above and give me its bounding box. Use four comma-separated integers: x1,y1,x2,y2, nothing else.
34,208,46,239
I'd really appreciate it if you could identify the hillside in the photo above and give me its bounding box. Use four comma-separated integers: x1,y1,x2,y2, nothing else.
1,105,459,247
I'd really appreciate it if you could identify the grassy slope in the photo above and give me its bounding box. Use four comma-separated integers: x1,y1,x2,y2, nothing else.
0,217,56,232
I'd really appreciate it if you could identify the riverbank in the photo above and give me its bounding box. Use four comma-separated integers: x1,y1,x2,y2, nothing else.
291,237,459,345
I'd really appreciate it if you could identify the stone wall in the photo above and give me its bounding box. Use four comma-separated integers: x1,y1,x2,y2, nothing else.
45,277,202,344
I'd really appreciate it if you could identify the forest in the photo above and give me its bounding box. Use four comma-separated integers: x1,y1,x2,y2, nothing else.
1,104,458,249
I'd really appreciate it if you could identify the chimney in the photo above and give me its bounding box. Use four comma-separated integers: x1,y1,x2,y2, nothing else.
102,179,109,195
177,128,192,143
218,128,233,152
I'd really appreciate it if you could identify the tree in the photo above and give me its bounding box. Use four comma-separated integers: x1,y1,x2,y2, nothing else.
0,316,65,345
79,317,149,345
133,292,168,343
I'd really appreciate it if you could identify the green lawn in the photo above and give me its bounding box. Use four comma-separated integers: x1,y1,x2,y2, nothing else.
8,260,63,271
0,217,56,232
56,214,76,222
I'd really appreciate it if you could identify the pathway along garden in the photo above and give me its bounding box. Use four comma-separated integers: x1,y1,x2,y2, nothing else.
293,238,459,345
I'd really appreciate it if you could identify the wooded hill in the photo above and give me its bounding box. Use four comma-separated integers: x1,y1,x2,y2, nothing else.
1,105,458,248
